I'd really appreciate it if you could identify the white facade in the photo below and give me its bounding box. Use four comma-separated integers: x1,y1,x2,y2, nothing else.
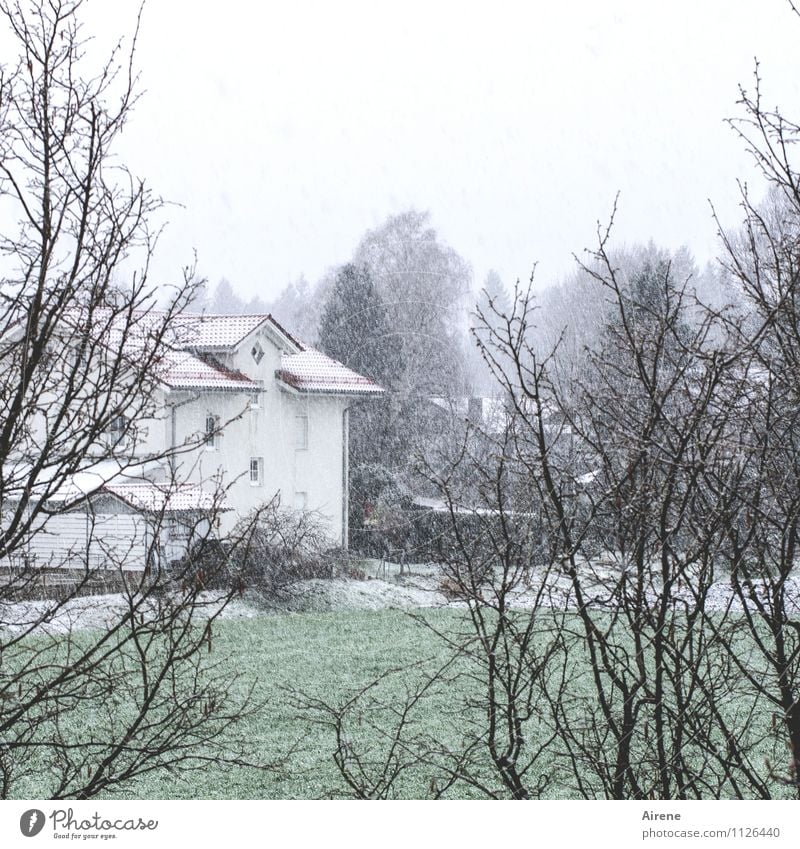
156,315,380,545
166,376,351,540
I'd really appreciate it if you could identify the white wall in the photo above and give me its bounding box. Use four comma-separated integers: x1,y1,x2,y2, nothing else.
8,506,150,571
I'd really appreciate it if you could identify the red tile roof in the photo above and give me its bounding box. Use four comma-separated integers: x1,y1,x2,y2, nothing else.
49,307,380,395
173,314,285,350
277,349,384,395
158,350,259,391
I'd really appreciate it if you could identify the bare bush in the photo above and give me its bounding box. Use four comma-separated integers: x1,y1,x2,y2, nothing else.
227,496,335,600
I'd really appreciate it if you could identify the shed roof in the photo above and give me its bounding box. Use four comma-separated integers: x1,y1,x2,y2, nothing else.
35,461,225,514
102,481,225,513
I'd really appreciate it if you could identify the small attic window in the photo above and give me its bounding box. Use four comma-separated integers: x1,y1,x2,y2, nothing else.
105,414,128,447
251,341,264,364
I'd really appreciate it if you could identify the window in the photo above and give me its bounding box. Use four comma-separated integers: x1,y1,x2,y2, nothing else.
249,391,260,410
70,344,90,376
110,414,127,436
295,414,308,450
251,341,264,364
205,413,221,450
249,457,263,486
105,414,128,446
294,491,307,511
39,346,54,370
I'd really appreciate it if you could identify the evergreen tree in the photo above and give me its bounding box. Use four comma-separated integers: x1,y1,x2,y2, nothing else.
318,263,401,387
469,269,512,394
209,278,244,314
477,269,512,320
319,265,407,541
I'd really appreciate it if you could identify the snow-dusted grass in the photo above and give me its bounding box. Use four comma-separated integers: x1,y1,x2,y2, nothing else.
97,608,477,799
6,567,797,799
77,605,787,800
7,602,790,799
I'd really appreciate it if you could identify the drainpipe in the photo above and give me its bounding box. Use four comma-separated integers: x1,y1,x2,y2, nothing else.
166,390,200,474
342,405,349,550
164,390,200,569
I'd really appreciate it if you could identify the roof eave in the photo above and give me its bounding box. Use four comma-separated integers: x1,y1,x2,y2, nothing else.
164,382,260,392
185,344,237,354
275,377,384,398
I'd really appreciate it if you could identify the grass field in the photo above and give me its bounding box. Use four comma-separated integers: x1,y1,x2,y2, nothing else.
11,604,791,800
110,608,475,800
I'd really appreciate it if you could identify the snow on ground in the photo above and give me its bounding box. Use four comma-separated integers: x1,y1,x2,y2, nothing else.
0,591,264,637
268,559,800,616
2,558,800,634
264,575,449,613
1,593,135,637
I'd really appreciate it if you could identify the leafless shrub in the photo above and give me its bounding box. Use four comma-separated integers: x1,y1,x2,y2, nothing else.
227,496,335,600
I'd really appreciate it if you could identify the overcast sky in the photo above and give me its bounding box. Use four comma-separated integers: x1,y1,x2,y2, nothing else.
22,1,800,299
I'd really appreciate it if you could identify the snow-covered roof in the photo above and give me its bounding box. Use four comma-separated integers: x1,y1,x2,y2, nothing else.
103,482,225,513
411,496,536,518
158,350,259,391
152,311,384,393
276,348,384,396
24,460,225,514
8,305,379,395
428,396,510,433
24,459,127,503
173,313,298,351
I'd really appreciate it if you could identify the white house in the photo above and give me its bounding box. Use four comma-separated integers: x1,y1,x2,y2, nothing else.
2,311,383,572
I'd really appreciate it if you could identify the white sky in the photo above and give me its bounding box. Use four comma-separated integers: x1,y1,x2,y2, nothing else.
9,0,800,299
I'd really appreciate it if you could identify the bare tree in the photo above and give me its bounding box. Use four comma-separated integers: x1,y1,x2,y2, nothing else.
298,235,793,799
293,416,569,799
0,0,267,799
707,52,800,793
253,7,800,804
